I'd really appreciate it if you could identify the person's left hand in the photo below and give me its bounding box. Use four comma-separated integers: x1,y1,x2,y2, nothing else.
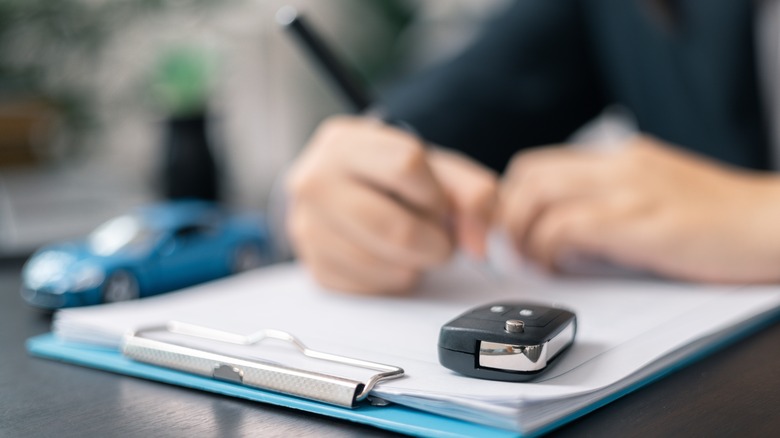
497,135,780,283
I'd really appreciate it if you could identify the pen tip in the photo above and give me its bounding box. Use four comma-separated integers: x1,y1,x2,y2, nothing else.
276,5,299,26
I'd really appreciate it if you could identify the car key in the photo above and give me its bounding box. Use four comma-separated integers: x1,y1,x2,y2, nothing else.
438,302,576,382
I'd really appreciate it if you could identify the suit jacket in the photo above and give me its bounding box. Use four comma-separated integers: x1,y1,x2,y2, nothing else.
382,0,769,172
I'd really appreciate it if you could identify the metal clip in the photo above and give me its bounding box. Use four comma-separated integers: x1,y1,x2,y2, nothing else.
121,321,404,408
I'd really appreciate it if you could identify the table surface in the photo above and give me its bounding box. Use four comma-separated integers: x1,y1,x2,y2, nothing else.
2,257,779,438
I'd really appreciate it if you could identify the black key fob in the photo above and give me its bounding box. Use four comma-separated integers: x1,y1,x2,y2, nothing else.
438,302,576,382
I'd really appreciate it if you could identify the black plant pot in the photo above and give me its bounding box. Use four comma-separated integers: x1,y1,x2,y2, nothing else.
162,114,220,201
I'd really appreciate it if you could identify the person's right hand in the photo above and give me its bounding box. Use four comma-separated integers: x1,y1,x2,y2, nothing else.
286,116,497,294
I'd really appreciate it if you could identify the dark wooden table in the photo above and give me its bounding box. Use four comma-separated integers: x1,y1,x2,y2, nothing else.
2,257,779,437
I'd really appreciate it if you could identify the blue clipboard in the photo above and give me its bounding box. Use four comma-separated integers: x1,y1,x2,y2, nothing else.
26,308,780,437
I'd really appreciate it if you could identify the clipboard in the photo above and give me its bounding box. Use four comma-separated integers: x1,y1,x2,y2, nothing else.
25,260,780,437
27,309,780,438
26,309,780,438
26,332,519,438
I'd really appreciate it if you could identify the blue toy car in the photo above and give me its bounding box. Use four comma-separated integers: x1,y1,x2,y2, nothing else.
21,200,271,309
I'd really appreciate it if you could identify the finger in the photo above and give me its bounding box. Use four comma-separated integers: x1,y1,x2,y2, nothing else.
290,208,419,294
314,117,451,218
524,195,669,275
503,146,609,185
498,150,616,252
428,149,498,258
306,175,454,268
456,216,491,259
523,198,616,271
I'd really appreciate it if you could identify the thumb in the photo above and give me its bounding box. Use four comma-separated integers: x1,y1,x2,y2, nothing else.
427,149,498,258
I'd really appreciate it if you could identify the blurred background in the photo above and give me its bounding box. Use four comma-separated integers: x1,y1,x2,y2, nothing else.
0,0,508,257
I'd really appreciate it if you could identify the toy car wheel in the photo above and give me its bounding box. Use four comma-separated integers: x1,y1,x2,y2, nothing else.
103,270,139,303
233,244,265,273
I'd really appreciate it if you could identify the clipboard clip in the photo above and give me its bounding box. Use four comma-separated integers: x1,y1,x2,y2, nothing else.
121,321,404,408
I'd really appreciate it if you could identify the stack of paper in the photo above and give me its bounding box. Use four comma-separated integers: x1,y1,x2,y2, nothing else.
51,259,780,435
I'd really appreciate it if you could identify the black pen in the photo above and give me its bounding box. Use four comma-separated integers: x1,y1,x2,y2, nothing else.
276,6,373,114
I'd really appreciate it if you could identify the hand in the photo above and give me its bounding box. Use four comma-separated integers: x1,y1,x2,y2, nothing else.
286,116,497,294
498,135,780,283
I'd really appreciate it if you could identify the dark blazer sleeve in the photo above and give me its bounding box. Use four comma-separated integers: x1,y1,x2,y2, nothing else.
381,0,608,172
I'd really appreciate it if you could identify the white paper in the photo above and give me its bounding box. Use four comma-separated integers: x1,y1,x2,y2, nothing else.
53,258,780,434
